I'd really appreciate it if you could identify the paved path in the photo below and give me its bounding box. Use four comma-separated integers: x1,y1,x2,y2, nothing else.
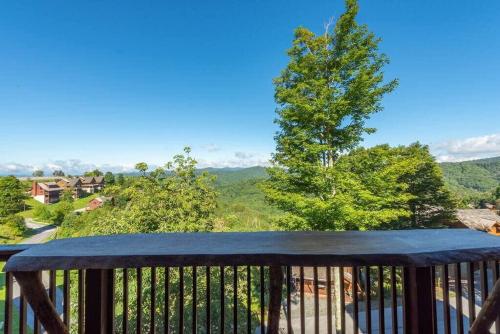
22,219,57,244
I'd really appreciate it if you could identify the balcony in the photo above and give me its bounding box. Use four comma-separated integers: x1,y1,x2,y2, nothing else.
1,230,499,334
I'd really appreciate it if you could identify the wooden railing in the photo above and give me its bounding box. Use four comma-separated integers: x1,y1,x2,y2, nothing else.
1,230,500,334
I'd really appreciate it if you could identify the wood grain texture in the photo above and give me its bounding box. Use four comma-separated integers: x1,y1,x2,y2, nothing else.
13,271,68,334
470,277,500,334
5,230,500,271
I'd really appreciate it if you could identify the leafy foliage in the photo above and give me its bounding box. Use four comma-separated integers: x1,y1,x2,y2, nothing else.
440,156,500,205
0,176,26,217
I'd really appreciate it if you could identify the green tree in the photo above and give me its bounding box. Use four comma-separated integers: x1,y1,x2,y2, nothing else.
263,0,397,230
134,162,148,176
262,1,397,330
53,170,65,177
116,173,125,186
0,176,26,217
32,170,44,177
104,171,115,185
84,169,103,177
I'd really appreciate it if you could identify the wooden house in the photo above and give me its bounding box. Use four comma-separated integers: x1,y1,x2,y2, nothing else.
31,181,63,204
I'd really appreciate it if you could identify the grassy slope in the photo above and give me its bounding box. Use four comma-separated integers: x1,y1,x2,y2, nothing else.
19,194,99,220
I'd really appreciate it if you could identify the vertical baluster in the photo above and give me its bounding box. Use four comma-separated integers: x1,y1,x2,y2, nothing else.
431,266,437,334
63,270,70,328
233,266,238,334
123,268,129,334
33,273,42,334
378,266,385,334
4,271,13,334
49,270,56,303
494,260,500,334
206,267,210,334
467,262,476,328
165,267,170,334
442,265,451,334
286,266,292,334
455,263,464,334
179,267,184,334
313,266,319,334
260,266,265,334
151,267,156,334
480,261,488,302
19,291,27,334
247,266,252,334
390,267,397,334
300,267,305,334
339,267,346,334
137,268,143,333
78,269,85,334
353,267,359,334
193,266,197,334
365,266,372,334
326,267,332,334
221,266,225,334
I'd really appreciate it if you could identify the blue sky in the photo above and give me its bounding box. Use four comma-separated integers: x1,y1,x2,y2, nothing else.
1,0,499,174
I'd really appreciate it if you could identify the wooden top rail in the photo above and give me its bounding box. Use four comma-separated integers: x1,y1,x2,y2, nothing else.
0,244,31,261
4,229,500,272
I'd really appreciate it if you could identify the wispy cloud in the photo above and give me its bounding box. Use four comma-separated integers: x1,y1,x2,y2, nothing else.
0,160,137,176
201,144,220,152
197,151,270,168
432,133,500,162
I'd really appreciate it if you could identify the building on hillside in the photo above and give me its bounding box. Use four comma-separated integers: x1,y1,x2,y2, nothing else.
87,196,112,211
31,182,63,204
31,176,106,204
456,209,500,236
80,176,104,193
57,177,83,198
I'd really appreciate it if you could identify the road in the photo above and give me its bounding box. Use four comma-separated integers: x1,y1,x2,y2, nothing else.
22,219,57,244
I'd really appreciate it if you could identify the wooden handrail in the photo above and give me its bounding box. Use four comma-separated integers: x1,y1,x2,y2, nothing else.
470,277,500,334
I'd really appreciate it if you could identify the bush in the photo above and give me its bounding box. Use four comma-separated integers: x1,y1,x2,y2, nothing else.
0,215,26,237
33,205,53,222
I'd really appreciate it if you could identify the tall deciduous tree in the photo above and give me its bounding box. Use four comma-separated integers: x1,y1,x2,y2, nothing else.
262,1,397,330
263,0,397,230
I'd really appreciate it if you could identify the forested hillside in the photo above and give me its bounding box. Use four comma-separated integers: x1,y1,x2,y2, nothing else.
440,156,500,200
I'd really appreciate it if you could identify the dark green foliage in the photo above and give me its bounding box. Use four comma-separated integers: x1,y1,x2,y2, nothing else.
440,156,500,206
104,171,115,185
0,176,26,217
32,170,44,177
84,169,103,177
52,170,65,176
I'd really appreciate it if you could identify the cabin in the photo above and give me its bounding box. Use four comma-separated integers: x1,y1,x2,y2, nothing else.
31,181,63,204
456,209,500,236
80,176,104,193
56,177,83,198
87,196,112,211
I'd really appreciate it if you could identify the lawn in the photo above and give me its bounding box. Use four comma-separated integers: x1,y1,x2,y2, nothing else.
19,194,99,221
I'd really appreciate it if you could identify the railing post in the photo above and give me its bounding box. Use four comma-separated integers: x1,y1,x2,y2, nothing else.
85,269,114,334
267,265,283,334
403,266,434,334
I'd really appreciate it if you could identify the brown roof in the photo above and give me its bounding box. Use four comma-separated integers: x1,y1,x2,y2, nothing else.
80,176,95,184
38,182,62,192
456,209,500,232
94,176,104,183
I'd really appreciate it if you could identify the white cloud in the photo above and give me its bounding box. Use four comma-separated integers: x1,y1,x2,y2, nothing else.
432,133,500,162
0,160,137,176
202,144,220,153
197,151,270,168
